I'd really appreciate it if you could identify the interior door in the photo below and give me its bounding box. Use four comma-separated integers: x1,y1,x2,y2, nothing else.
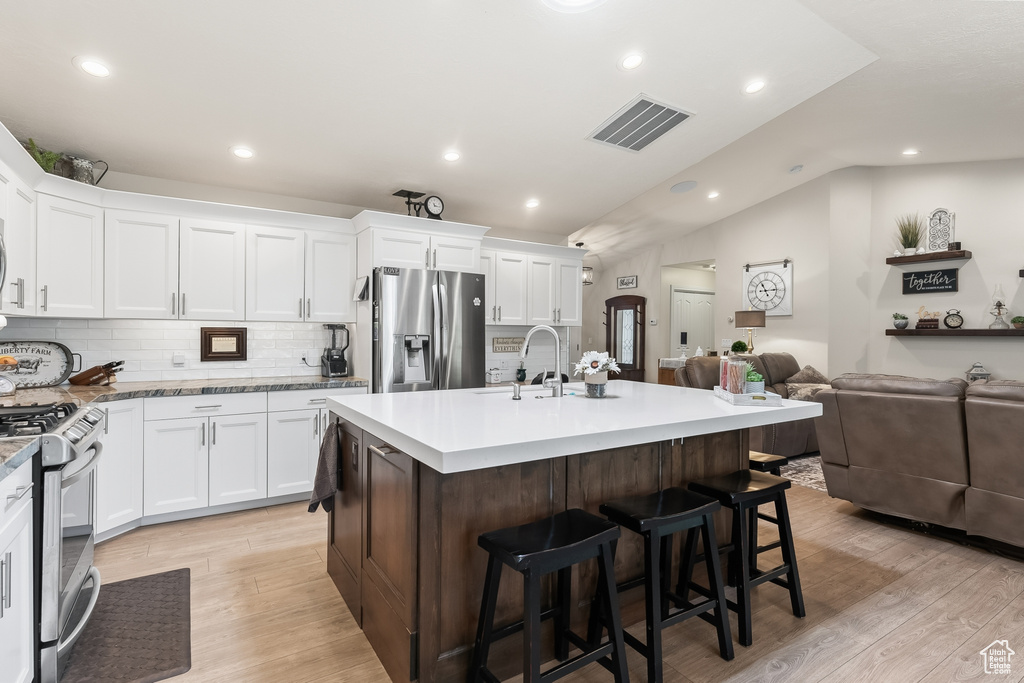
605,295,646,381
670,288,715,357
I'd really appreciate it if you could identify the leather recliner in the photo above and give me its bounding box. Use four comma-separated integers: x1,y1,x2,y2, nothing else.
674,352,819,457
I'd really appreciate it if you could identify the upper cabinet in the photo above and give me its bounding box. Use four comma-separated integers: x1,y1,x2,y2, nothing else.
36,194,104,318
0,162,36,315
482,237,585,327
246,225,355,323
353,211,488,274
179,218,246,321
104,210,179,319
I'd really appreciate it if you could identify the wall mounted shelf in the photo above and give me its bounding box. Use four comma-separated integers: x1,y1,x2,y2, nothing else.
886,328,1024,337
885,250,972,266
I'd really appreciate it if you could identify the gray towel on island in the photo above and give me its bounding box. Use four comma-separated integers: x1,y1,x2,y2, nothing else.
309,422,342,513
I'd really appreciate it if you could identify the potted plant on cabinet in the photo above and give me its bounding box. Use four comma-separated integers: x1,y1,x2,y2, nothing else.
895,213,924,256
744,364,765,394
893,313,909,329
1012,316,1024,330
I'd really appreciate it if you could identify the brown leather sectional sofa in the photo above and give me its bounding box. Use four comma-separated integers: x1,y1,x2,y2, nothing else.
815,374,1024,547
674,352,820,457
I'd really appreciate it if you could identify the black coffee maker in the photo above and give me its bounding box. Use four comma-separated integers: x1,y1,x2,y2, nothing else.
321,324,350,377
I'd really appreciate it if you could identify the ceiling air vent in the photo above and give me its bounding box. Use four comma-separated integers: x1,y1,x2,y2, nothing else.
589,94,692,152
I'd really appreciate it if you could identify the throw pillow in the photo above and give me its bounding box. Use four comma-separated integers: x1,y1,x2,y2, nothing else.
787,364,828,385
786,382,831,401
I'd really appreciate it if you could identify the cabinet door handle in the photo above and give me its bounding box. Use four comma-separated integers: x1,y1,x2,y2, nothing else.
308,398,326,404
181,293,186,316
322,414,327,432
104,409,109,435
200,422,206,446
194,404,222,410
171,293,176,316
425,248,430,269
3,551,10,609
18,278,24,309
299,298,304,319
314,416,319,437
211,421,216,445
432,249,437,269
0,554,5,617
41,285,48,312
5,483,32,507
557,308,561,323
497,306,501,322
351,440,358,472
306,298,311,319
553,308,556,322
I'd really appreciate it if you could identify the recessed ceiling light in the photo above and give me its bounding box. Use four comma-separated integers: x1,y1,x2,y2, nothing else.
744,79,766,94
670,180,698,194
707,191,720,199
231,146,255,159
902,148,920,156
443,151,461,162
73,56,110,78
620,53,644,70
541,0,608,12
788,164,804,174
525,198,540,209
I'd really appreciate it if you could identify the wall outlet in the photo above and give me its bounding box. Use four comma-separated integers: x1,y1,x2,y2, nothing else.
721,339,732,348
649,319,657,326
499,360,509,369
172,353,185,367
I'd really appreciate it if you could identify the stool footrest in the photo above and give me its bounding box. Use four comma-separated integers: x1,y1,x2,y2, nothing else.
749,564,791,588
539,641,616,683
487,605,560,643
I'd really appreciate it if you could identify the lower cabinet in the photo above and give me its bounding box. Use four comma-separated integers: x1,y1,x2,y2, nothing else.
267,409,320,497
208,412,268,506
0,459,34,683
144,417,209,516
328,421,362,623
96,398,144,534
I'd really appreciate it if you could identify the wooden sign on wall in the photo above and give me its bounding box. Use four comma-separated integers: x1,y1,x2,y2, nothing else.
902,268,958,295
492,337,525,353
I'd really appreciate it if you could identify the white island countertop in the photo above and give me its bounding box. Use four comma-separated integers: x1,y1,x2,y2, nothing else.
327,380,822,475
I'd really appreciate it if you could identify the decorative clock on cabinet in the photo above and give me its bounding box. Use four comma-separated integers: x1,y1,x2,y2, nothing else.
742,261,793,316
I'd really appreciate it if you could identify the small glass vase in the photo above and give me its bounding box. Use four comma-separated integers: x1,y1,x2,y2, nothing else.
585,371,608,398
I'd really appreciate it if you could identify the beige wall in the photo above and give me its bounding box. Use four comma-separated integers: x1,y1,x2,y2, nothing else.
585,158,1024,383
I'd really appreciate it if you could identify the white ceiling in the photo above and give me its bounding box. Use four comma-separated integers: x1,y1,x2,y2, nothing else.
1,1,1022,264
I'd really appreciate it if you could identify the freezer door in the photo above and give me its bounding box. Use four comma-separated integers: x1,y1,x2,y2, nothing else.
437,271,486,390
373,267,435,393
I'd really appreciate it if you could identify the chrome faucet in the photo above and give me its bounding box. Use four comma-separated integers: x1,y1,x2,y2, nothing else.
521,325,562,397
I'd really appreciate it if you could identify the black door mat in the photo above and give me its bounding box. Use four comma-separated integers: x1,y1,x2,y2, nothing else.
62,568,191,683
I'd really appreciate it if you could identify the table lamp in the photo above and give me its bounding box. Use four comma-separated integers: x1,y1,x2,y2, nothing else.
734,309,766,353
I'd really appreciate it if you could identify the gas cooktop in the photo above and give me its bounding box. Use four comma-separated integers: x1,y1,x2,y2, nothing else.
0,402,78,437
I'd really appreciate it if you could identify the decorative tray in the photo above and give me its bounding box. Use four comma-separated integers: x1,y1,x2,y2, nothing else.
713,386,782,406
0,341,79,388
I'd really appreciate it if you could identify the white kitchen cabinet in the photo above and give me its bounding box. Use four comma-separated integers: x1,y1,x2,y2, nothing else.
266,387,367,497
179,218,246,321
104,210,179,319
372,228,480,273
36,194,104,318
0,459,34,683
305,229,355,322
208,412,268,506
494,251,529,325
527,255,558,325
246,225,306,321
556,258,583,325
1,171,36,315
144,392,269,516
144,417,209,516
479,249,496,323
96,399,144,535
267,409,320,497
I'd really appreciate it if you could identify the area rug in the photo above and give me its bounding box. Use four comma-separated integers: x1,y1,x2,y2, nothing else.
780,453,827,493
62,568,191,683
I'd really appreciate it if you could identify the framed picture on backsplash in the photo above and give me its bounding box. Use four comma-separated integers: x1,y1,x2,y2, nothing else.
200,327,247,362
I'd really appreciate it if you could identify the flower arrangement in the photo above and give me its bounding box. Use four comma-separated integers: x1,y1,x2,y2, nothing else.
574,351,620,377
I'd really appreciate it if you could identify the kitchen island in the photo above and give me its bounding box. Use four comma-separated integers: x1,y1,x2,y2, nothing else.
325,380,821,683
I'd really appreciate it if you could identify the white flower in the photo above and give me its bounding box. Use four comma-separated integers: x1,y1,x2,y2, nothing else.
573,350,620,376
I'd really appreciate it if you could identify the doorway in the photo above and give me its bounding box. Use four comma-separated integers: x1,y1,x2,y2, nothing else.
670,288,715,356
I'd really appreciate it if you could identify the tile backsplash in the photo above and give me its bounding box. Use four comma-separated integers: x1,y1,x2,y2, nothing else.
483,325,573,383
0,317,347,382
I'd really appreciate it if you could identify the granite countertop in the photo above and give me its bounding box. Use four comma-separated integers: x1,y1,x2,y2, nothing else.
0,437,39,482
0,375,368,407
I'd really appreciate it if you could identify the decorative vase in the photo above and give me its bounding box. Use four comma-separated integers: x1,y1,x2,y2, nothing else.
585,371,608,398
1015,323,1024,330
903,246,918,256
894,319,909,329
745,380,765,394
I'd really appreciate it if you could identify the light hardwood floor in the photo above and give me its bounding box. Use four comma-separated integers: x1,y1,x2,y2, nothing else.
94,485,1024,683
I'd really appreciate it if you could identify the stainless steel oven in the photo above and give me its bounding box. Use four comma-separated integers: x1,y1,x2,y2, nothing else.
0,402,106,682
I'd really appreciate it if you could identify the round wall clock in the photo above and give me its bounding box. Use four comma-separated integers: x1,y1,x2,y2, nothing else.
742,262,793,316
424,195,444,220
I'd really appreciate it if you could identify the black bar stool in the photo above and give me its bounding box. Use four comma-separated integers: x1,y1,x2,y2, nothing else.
598,488,733,683
686,470,805,647
746,452,789,561
468,508,630,683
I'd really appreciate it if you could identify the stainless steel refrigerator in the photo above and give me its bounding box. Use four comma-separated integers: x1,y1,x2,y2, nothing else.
372,267,486,393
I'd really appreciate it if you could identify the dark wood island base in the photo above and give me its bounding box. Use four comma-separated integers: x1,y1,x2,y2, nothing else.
327,424,748,683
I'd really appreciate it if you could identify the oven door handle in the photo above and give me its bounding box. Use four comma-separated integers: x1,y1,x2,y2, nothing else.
57,566,101,657
61,441,103,490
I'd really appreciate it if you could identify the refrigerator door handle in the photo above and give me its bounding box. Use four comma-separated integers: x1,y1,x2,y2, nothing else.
432,281,444,389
